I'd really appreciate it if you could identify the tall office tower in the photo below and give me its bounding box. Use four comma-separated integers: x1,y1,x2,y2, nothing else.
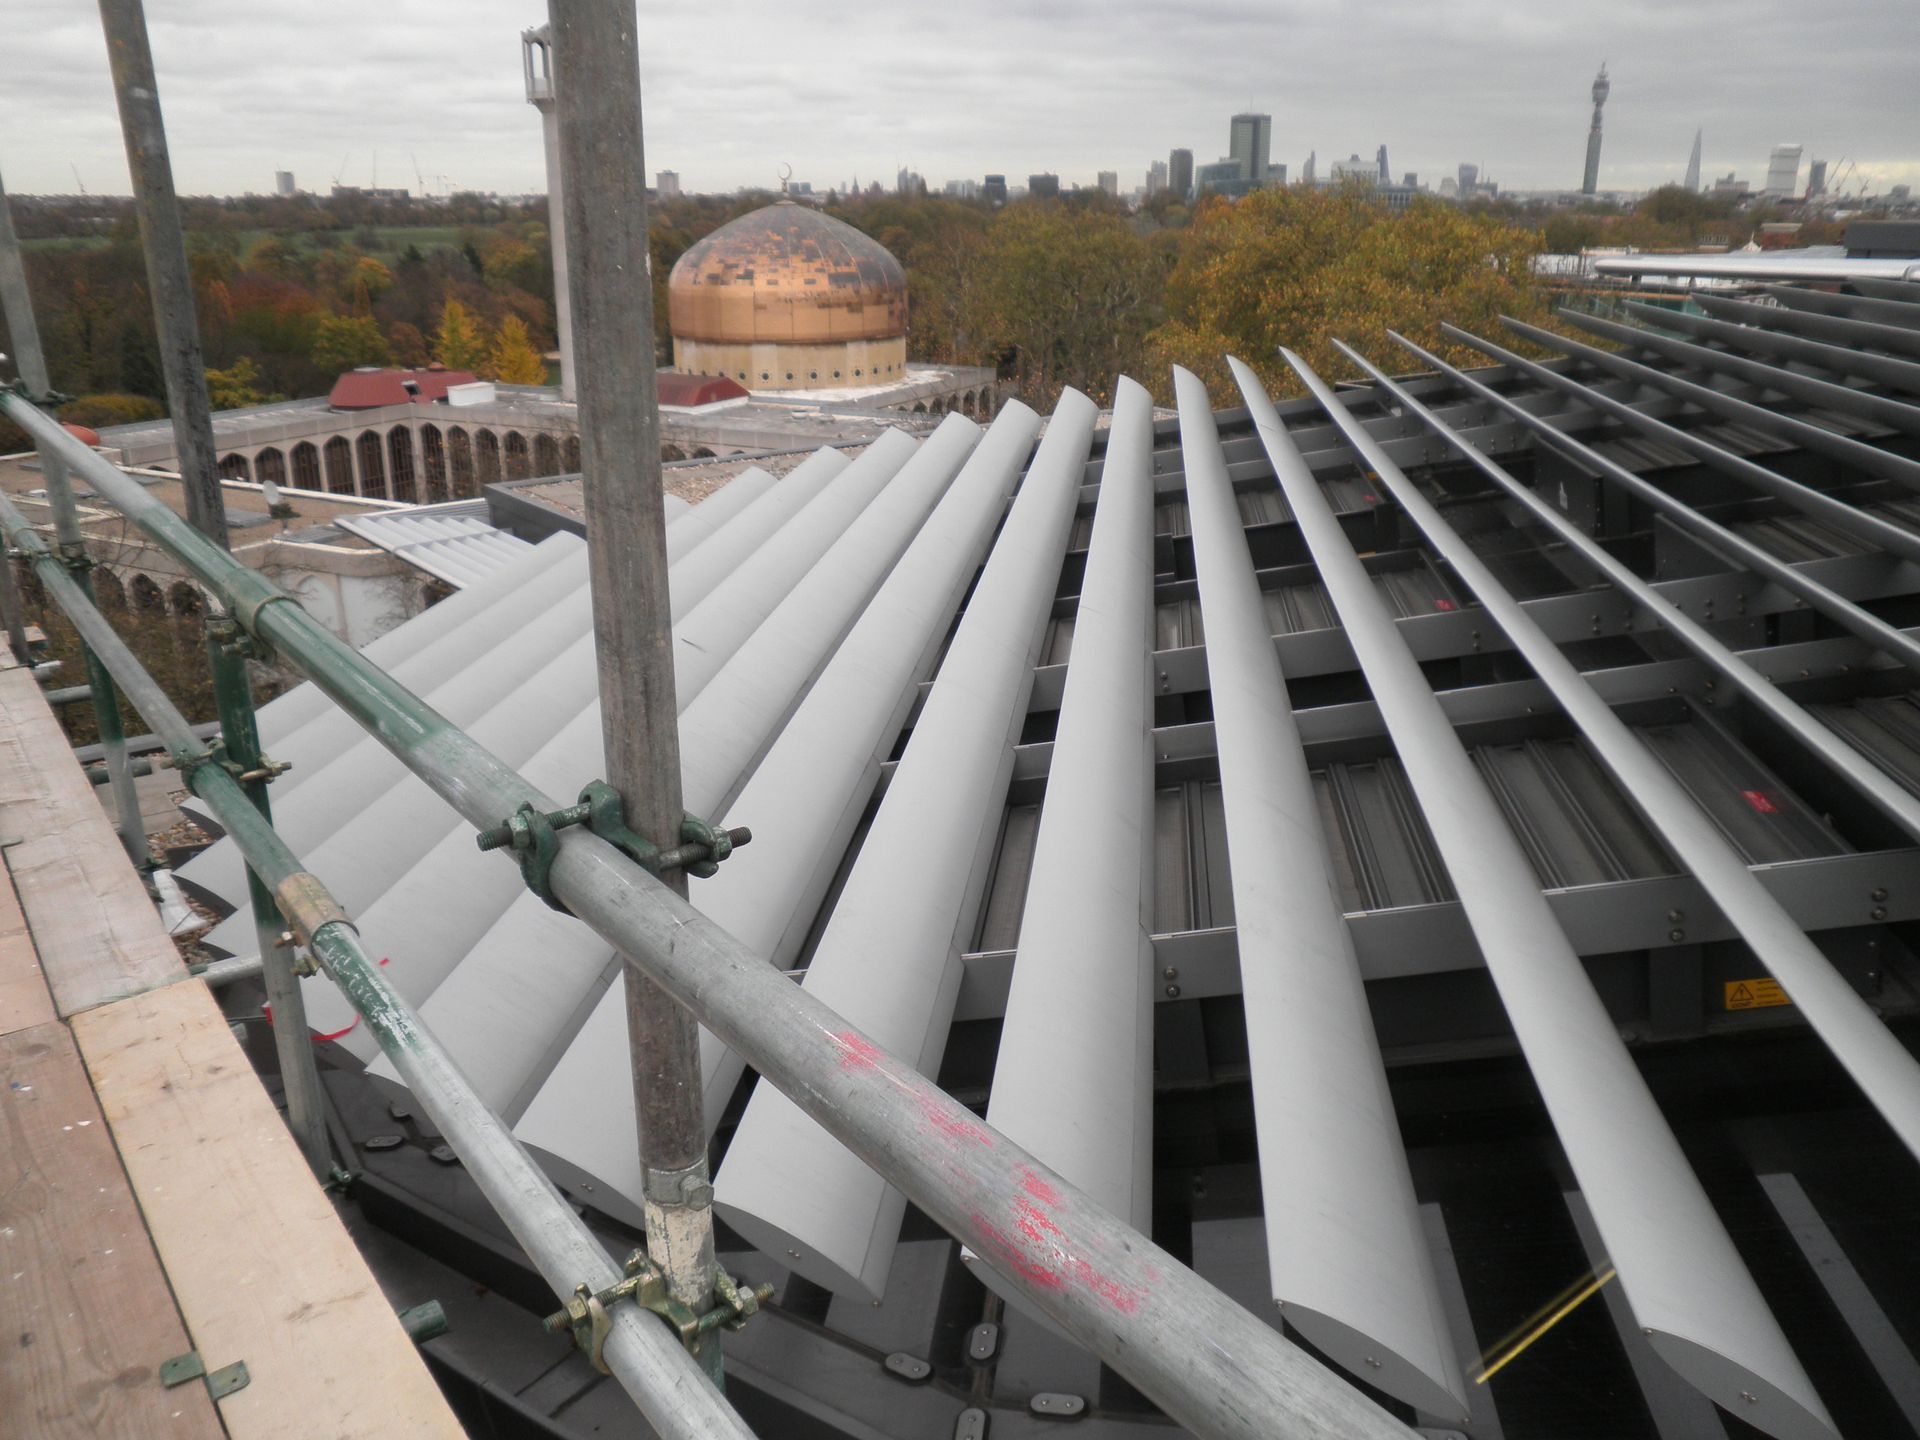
1582,62,1610,195
1169,148,1194,200
1458,162,1479,197
982,174,1008,204
1683,129,1702,192
1097,170,1119,197
1229,113,1272,184
1303,150,1316,184
275,170,296,197
1807,158,1828,198
1028,173,1061,199
1765,143,1803,197
1377,145,1390,183
655,170,681,200
1147,159,1169,194
520,25,574,401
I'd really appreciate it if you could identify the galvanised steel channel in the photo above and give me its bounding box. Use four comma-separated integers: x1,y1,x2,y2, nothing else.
1624,299,1920,398
0,391,1412,1440
1386,329,1920,845
1310,339,1920,1163
1693,291,1920,363
1227,356,1835,1440
1434,316,1920,567
1477,317,1920,493
0,481,757,1440
1431,325,1920,680
1766,283,1920,331
1555,308,1920,441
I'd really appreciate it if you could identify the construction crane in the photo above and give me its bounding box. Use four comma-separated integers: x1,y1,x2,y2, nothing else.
68,164,86,197
330,153,350,188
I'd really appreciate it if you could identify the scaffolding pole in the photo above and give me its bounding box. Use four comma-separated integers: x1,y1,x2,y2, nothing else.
0,482,756,1440
545,2,720,1378
0,162,143,862
0,388,1412,1440
96,0,329,1179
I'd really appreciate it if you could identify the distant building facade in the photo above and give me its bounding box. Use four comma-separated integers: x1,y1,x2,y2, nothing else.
1765,143,1803,198
1229,114,1272,186
1331,153,1377,186
1807,158,1828,199
275,170,296,197
1028,173,1061,199
982,174,1008,204
1168,148,1194,200
1683,130,1702,192
1097,170,1119,197
656,170,681,199
1147,159,1169,194
1582,63,1609,195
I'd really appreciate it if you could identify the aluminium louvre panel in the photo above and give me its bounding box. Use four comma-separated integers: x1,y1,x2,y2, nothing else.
709,394,1099,1300
1621,301,1920,398
299,431,935,1061
1765,283,1920,330
980,383,1158,1285
1232,355,1838,1440
182,458,834,923
1161,370,1469,1416
514,405,1049,1216
334,511,537,589
365,418,994,1113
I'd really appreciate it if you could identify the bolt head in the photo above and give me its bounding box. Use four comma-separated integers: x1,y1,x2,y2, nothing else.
680,1174,715,1209
1164,984,1182,998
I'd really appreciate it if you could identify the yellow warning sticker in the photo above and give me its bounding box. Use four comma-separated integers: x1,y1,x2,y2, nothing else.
1725,978,1791,1011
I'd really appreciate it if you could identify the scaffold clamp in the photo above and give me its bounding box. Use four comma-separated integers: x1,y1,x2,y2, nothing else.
475,783,751,912
542,1249,774,1372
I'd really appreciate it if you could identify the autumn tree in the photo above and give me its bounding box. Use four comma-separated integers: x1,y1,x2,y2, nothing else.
974,202,1162,407
311,313,393,376
387,321,430,368
204,356,271,410
433,299,489,372
1153,184,1551,400
486,314,549,385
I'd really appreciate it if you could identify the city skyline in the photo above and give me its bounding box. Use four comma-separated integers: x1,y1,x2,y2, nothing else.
4,0,1917,201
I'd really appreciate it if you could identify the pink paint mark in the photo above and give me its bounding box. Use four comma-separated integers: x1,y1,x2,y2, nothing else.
829,1030,885,1074
1433,598,1456,612
920,1091,995,1147
1018,1166,1063,1208
970,1215,1065,1293
1742,789,1780,815
1014,1197,1063,1245
1066,1257,1144,1316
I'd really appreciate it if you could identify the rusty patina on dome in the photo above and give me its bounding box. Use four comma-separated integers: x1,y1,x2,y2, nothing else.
667,201,908,346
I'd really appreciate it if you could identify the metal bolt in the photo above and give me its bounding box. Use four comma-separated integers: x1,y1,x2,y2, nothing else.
679,1174,715,1209
1165,984,1182,998
1871,888,1888,902
1668,929,1685,943
1162,966,1179,980
1667,909,1683,923
1871,907,1888,922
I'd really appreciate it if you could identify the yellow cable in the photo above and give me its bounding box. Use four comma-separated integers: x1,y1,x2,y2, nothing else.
1473,1266,1618,1386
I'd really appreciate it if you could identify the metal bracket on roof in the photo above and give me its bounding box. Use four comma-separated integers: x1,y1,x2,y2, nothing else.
541,1248,773,1372
176,735,290,790
0,377,72,409
474,782,751,912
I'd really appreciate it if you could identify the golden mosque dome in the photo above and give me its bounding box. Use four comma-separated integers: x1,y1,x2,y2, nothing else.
666,200,909,391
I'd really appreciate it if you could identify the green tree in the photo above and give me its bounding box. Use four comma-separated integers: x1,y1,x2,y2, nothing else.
204,356,270,410
311,313,393,376
433,299,489,372
486,314,549,385
57,393,166,429
1153,184,1552,400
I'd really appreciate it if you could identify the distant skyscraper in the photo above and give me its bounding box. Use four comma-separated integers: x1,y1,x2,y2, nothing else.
1807,158,1828,198
1331,153,1377,186
896,167,924,196
1168,148,1194,200
1582,62,1610,195
1303,150,1316,184
1376,145,1390,184
983,174,1008,204
1028,173,1061,199
656,169,681,200
1458,162,1479,196
1764,143,1803,197
1683,130,1702,192
1097,170,1119,198
1229,114,1272,184
275,170,296,197
1148,159,1169,194
1403,172,1418,189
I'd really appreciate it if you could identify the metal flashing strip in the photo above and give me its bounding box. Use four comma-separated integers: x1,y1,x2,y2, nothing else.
1230,355,1836,1440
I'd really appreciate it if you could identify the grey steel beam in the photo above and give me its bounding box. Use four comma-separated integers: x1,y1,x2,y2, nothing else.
517,405,1046,1221
1766,284,1920,331
1843,278,1920,307
713,393,1101,1301
4,387,1415,1440
1447,322,1920,567
1622,300,1920,398
1229,356,1835,1440
1693,293,1920,363
1173,372,1467,1415
986,379,1156,1246
1555,308,1920,440
1475,317,1920,494
1306,339,1920,1168
1426,327,1920,698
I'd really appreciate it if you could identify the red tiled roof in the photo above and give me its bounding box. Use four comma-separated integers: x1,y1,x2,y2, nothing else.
657,373,749,407
328,368,480,410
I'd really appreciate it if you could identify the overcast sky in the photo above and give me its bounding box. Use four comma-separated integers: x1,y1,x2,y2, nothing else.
5,0,1916,202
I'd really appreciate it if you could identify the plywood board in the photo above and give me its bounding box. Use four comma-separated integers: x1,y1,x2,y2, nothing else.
0,865,54,1037
72,981,464,1440
0,1020,224,1440
0,669,183,1016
